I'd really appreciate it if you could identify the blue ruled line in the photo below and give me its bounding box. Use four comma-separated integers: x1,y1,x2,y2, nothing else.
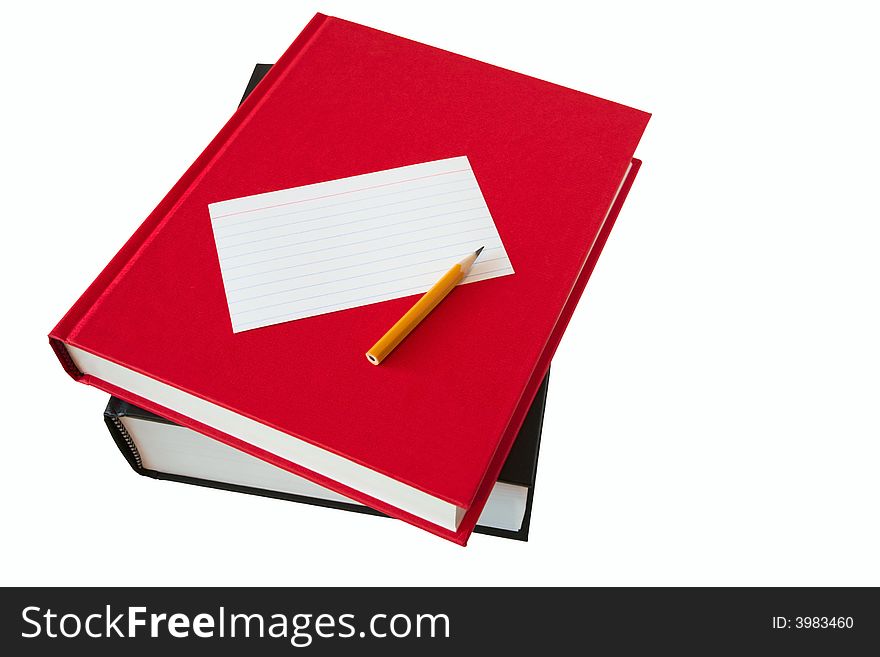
233,266,514,330
216,184,476,242
212,172,472,229
220,205,485,259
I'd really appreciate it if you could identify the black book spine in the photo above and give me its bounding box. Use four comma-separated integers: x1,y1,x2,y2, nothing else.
104,397,149,475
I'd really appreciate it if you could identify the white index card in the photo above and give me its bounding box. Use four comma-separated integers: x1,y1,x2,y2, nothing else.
208,156,514,332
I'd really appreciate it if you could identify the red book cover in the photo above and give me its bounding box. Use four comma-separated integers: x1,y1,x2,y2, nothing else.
50,13,649,544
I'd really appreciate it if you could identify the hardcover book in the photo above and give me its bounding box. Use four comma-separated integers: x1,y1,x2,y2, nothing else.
104,373,547,540
50,14,649,544
98,63,549,541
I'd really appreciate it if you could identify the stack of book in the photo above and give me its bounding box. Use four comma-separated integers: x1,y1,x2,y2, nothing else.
51,15,649,545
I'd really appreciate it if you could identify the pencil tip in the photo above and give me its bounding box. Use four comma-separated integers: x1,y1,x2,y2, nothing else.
475,246,484,257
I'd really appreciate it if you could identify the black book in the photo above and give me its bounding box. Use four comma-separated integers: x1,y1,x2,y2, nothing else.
100,64,549,540
105,373,546,541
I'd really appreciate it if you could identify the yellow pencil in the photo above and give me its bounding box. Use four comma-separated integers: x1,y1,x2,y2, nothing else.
366,247,484,365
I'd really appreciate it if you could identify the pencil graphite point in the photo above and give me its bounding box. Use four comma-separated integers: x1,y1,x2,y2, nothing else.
475,246,484,257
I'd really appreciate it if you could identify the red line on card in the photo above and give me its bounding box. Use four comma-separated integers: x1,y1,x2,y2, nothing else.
212,168,470,219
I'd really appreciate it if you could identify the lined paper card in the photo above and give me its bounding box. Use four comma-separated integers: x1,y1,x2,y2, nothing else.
209,157,514,332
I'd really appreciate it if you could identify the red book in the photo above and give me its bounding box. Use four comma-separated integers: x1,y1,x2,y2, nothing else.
50,13,649,544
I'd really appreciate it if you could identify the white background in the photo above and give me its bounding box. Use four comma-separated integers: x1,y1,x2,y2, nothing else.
1,1,878,586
